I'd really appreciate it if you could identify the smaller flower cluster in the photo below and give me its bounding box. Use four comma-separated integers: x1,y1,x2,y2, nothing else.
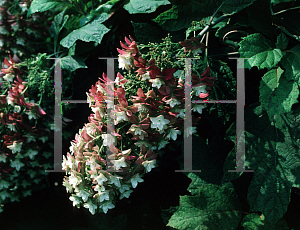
63,35,216,215
0,54,54,213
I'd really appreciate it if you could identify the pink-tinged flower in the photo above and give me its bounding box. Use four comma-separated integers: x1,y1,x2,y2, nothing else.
115,72,129,86
113,87,139,124
1,54,22,75
25,101,46,117
179,37,207,53
117,35,140,70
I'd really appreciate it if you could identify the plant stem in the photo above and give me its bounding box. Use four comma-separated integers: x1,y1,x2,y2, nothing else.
197,15,230,39
273,6,300,15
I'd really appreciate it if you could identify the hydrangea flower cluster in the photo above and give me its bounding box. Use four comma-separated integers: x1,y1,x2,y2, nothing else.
0,54,54,212
62,35,216,215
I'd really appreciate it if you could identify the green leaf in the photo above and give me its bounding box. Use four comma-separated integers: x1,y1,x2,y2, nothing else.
275,32,288,50
49,8,69,38
281,45,300,83
27,0,63,16
124,0,170,14
167,183,242,230
131,21,167,44
241,103,300,223
60,16,110,49
241,213,289,230
259,67,299,121
61,56,87,71
239,33,283,70
260,67,283,92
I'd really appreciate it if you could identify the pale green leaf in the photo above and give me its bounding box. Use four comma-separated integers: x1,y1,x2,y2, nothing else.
61,56,87,71
124,0,170,14
60,16,110,49
27,0,63,16
167,183,242,230
239,33,283,70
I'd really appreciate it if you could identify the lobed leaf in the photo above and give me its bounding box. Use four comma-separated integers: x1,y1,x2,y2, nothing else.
27,0,63,16
243,103,300,223
239,33,283,70
167,183,242,230
60,16,110,49
259,67,299,121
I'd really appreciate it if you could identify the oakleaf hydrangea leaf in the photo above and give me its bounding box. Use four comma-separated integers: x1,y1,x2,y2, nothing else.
241,103,300,223
27,0,62,16
60,16,110,49
259,67,299,121
167,183,242,230
281,44,300,83
239,33,283,70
